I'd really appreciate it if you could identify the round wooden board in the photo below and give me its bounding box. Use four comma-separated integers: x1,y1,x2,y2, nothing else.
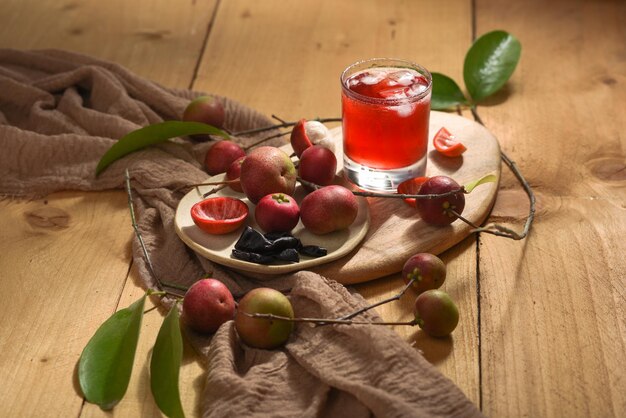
312,110,501,284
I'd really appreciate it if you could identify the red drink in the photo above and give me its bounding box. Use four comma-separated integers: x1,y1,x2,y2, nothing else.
341,59,432,191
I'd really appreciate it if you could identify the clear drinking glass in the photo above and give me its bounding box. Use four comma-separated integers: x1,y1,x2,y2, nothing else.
341,58,432,192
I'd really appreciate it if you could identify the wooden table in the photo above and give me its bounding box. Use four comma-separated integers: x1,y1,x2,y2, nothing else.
1,1,624,417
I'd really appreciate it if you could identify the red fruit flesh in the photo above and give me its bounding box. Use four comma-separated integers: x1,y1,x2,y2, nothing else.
182,278,236,334
397,176,429,208
416,176,465,225
433,127,467,157
191,197,249,235
290,119,313,158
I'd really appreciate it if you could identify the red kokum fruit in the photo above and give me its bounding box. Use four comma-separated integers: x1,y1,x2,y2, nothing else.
299,145,337,188
204,140,246,176
191,197,248,235
240,146,297,204
416,176,465,225
414,289,459,338
255,193,300,233
402,253,446,294
226,156,245,192
300,185,358,234
290,119,313,158
235,288,294,349
183,95,226,129
182,278,236,334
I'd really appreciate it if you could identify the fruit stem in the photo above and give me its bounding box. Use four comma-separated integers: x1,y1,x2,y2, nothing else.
125,169,189,298
242,130,290,151
297,177,466,200
271,114,288,124
470,106,536,240
174,180,239,193
335,277,416,321
232,117,342,137
243,311,418,327
202,184,227,198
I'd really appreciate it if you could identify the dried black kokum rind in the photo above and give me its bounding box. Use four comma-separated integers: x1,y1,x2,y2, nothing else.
269,236,302,253
232,227,327,265
234,227,273,253
298,245,327,258
231,249,275,265
274,248,300,263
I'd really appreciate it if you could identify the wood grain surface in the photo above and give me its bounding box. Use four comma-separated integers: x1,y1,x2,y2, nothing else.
0,0,624,417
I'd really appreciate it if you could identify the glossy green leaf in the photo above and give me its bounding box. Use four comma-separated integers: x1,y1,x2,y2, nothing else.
78,295,146,410
431,72,469,110
464,173,498,193
96,121,229,176
150,302,185,418
464,31,521,102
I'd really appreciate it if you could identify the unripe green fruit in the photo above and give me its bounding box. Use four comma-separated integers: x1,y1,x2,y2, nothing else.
235,288,294,349
414,289,459,337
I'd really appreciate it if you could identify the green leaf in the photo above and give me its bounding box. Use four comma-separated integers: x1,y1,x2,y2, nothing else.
79,295,146,410
96,121,229,176
463,31,521,102
150,302,185,418
464,173,498,193
430,72,468,110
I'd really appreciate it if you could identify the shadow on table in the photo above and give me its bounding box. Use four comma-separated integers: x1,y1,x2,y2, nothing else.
410,330,453,365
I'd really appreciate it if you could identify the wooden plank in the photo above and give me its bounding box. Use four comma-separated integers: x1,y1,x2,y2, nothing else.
474,0,626,416
0,0,218,87
0,192,131,417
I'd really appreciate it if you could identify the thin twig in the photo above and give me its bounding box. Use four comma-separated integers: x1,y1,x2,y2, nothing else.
202,184,227,198
338,278,416,321
297,177,466,200
271,114,288,124
243,311,417,326
242,130,290,151
173,179,238,193
232,117,342,136
125,169,189,296
469,107,536,240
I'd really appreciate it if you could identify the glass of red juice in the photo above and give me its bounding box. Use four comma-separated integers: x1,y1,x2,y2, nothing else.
341,58,432,192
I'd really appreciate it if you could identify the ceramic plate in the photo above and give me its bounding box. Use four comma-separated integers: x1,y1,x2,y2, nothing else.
174,174,370,275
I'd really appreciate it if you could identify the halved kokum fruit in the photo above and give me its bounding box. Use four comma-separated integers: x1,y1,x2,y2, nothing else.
191,197,248,235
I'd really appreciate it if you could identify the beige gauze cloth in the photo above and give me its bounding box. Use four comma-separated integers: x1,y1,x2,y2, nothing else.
0,49,482,418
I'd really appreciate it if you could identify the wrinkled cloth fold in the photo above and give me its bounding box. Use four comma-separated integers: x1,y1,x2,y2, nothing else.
0,49,482,418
